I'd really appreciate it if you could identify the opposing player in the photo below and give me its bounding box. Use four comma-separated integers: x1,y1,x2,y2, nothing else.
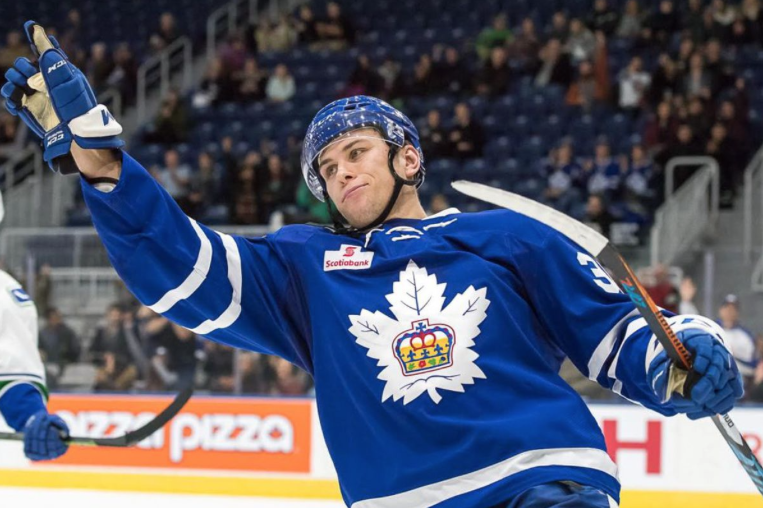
0,191,70,461
4,22,743,507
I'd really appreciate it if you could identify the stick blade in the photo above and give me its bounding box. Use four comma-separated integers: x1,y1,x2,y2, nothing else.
451,180,610,256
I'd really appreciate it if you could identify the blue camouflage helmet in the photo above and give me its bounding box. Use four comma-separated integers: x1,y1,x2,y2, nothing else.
300,95,426,201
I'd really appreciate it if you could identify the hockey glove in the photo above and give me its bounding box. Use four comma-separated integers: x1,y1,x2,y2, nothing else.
647,315,743,420
1,21,123,174
23,410,70,461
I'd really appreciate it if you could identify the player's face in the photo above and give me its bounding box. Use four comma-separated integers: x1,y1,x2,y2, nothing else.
318,128,417,227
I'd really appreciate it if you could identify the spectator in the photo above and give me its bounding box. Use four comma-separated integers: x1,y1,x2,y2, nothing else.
148,319,201,390
645,264,679,313
705,122,739,207
583,194,614,238
534,38,574,88
616,0,645,39
543,140,584,215
622,144,655,207
220,33,248,74
38,308,81,388
403,55,432,97
646,0,680,44
0,113,24,164
266,63,296,102
0,31,32,75
239,352,275,394
294,5,320,46
474,46,511,97
547,11,570,42
584,138,622,199
235,56,267,103
377,58,404,100
428,193,451,215
107,43,138,105
269,357,312,396
182,151,223,219
448,103,485,160
709,0,738,42
740,0,763,41
648,54,680,107
657,124,703,189
673,37,696,77
617,56,651,115
260,154,294,221
587,0,619,37
565,41,610,112
193,57,233,108
86,42,114,92
419,109,450,160
475,14,513,61
232,152,262,224
144,89,188,144
155,149,192,204
686,96,712,141
718,98,750,161
89,304,139,391
507,17,541,68
565,18,596,64
433,46,469,95
717,295,758,389
678,276,700,315
682,52,712,100
316,1,355,50
295,180,332,224
59,9,83,56
346,54,382,96
704,39,735,93
203,342,235,393
682,0,708,43
643,100,678,156
149,12,180,54
257,15,297,53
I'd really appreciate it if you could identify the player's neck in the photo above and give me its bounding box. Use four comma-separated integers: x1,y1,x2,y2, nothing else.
384,193,427,222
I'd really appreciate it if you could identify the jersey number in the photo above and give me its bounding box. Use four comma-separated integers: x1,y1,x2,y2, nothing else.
577,252,620,294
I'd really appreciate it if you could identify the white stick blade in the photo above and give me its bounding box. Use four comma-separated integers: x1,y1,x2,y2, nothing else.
451,180,610,256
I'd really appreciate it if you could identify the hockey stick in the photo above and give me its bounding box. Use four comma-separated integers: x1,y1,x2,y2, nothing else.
0,386,193,447
451,180,763,496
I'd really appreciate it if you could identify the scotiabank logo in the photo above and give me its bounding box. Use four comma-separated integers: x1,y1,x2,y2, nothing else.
324,244,374,271
47,396,311,473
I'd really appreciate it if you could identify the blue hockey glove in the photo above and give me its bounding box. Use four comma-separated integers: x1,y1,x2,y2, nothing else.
1,21,123,174
23,410,70,461
648,315,744,420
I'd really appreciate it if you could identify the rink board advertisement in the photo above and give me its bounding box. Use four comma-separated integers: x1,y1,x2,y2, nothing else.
1,397,762,506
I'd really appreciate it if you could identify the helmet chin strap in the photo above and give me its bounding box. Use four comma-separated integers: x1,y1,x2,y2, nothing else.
325,145,420,235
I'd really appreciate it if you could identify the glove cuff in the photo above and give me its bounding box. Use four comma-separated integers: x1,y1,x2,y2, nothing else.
69,104,123,140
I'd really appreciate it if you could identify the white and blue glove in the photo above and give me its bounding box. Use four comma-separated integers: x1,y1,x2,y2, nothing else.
23,410,70,461
648,315,744,419
1,21,123,174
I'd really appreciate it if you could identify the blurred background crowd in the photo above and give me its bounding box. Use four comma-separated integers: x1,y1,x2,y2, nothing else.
0,0,762,402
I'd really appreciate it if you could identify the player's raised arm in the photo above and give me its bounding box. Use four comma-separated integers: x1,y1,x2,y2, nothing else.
2,21,310,369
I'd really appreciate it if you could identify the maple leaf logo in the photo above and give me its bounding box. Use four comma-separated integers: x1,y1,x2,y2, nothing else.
349,260,490,404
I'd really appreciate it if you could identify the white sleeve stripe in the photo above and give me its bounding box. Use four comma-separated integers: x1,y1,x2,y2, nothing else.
148,218,213,314
607,316,650,392
191,232,242,335
586,309,641,381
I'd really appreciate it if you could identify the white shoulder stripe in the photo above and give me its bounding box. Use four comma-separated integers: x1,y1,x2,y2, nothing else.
191,232,243,335
148,219,212,314
586,309,641,382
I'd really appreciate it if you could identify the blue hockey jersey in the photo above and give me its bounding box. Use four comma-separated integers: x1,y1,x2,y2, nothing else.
82,152,676,508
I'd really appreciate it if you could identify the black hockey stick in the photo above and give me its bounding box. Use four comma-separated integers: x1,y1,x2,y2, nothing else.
451,180,763,496
0,386,193,447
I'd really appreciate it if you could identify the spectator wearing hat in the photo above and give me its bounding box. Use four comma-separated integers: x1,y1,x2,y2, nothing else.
717,295,758,390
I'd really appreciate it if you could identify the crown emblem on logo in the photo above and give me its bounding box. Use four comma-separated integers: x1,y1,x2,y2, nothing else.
393,319,455,376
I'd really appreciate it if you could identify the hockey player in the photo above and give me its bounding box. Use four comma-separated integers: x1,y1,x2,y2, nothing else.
3,22,743,507
0,191,70,461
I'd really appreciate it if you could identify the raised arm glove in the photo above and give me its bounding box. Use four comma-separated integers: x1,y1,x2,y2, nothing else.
1,21,123,174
